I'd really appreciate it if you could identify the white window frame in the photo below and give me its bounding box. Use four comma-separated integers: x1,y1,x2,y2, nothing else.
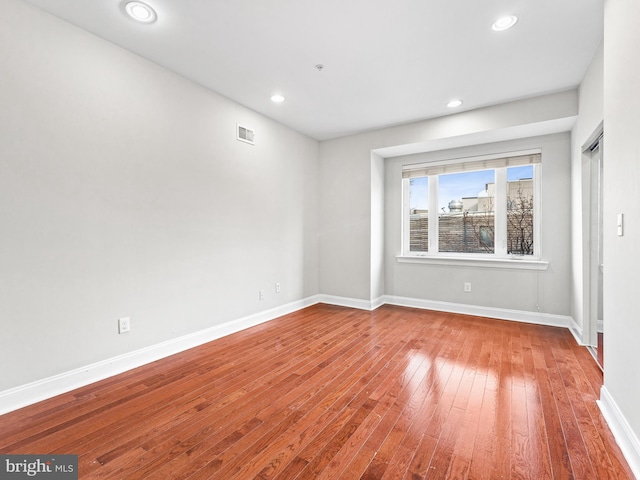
399,149,548,270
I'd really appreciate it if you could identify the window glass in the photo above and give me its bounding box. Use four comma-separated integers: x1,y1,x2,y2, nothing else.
507,165,534,255
409,177,428,252
438,170,495,254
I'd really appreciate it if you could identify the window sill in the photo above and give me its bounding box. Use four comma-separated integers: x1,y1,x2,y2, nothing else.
396,255,549,270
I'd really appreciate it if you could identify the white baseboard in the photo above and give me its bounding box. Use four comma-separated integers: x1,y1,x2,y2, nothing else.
0,296,321,416
316,294,382,311
370,295,386,310
598,386,640,479
0,293,578,416
318,294,575,330
381,295,573,329
568,316,585,346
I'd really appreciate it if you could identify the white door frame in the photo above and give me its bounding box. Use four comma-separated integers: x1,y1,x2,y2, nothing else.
581,123,604,349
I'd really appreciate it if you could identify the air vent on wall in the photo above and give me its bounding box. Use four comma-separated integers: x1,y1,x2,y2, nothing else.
237,124,255,145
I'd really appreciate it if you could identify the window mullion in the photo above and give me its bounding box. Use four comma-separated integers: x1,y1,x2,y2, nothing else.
533,164,541,257
428,175,439,253
495,168,507,256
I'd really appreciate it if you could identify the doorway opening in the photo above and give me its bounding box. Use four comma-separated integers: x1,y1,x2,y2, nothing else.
583,128,604,368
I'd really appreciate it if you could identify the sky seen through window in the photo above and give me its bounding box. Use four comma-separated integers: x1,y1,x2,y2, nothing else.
409,165,533,212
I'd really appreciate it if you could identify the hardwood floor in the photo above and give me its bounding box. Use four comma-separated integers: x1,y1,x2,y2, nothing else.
0,304,634,479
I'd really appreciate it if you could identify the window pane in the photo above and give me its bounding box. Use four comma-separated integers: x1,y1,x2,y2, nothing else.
438,170,495,253
409,177,428,252
507,165,534,255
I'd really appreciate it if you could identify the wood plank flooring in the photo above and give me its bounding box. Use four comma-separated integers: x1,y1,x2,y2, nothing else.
0,304,634,479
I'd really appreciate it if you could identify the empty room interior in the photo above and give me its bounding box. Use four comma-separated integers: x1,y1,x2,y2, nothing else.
1,0,640,478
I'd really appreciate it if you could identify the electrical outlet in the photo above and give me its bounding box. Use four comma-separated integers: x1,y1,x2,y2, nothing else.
259,290,264,300
275,283,281,293
118,317,130,334
464,283,472,293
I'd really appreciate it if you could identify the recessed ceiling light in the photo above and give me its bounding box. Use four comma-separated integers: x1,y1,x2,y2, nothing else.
447,99,463,108
271,94,285,103
124,1,157,23
492,15,518,31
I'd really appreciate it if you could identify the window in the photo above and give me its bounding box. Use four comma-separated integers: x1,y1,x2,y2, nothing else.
402,151,540,260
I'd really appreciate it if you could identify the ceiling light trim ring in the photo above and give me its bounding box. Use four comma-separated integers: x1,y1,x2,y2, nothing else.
492,15,518,31
124,1,157,24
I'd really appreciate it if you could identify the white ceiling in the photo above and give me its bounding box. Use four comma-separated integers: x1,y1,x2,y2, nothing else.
21,0,603,140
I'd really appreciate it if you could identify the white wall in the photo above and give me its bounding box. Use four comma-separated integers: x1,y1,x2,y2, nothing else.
602,0,640,462
570,42,604,340
384,133,571,316
0,0,319,391
319,91,578,305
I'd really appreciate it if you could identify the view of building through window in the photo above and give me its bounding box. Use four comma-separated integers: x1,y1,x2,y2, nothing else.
407,164,534,255
439,170,495,254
